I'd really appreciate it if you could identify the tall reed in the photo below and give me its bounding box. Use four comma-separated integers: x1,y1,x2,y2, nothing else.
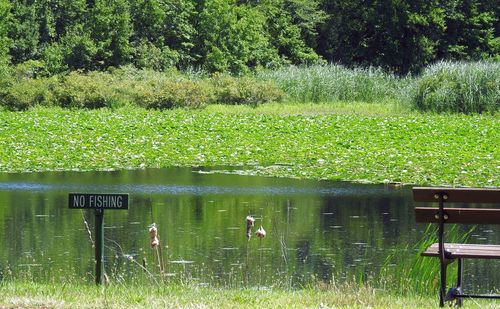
380,224,476,295
411,60,500,114
256,64,411,104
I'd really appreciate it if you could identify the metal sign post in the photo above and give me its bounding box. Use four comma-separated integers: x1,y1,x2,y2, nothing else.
95,208,104,285
68,193,129,285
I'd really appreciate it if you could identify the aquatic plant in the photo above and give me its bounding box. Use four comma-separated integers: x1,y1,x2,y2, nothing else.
149,224,159,249
256,226,266,239
0,106,497,186
256,225,266,287
246,216,255,240
255,64,411,104
244,215,255,286
0,61,497,114
148,223,164,278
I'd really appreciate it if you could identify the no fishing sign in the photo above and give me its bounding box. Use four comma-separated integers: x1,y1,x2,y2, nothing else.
69,193,129,210
68,192,129,285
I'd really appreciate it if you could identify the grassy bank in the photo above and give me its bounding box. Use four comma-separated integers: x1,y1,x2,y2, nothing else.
0,282,438,308
0,104,497,187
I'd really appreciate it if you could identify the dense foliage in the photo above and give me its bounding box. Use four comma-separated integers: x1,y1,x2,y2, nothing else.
0,62,498,113
0,66,286,110
0,0,498,74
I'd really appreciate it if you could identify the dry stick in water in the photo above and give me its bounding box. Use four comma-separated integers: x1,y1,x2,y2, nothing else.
81,210,95,247
105,237,160,285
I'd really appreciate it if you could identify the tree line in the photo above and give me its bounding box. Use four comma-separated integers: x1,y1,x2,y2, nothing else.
0,0,498,75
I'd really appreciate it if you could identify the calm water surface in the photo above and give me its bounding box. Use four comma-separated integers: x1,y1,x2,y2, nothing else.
0,168,499,291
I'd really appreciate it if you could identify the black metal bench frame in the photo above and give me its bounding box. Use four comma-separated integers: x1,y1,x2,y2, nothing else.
414,187,500,307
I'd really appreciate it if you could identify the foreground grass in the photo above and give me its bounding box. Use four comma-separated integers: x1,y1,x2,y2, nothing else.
3,282,500,308
0,282,440,308
0,104,498,186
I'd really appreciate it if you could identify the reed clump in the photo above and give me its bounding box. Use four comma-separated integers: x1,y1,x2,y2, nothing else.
380,225,476,294
256,64,411,104
411,61,499,114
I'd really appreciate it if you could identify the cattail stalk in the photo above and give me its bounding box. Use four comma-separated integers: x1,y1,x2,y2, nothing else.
149,223,165,278
256,225,266,288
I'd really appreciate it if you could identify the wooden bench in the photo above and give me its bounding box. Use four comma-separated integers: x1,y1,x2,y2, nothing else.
414,187,500,307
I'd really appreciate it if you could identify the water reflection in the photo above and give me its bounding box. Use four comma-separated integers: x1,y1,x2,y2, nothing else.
0,168,499,292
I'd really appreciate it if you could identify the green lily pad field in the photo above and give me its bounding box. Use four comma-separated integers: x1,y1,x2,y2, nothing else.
0,105,498,187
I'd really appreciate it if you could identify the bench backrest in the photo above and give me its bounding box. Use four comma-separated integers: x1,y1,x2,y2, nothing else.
413,187,500,225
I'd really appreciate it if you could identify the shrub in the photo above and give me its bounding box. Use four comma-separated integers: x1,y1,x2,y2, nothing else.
132,79,215,109
14,60,48,79
411,61,500,114
51,72,120,109
0,62,11,87
0,77,56,110
211,74,284,105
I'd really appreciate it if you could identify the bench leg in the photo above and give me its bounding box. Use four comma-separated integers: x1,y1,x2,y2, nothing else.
443,259,464,306
440,258,447,307
456,258,463,307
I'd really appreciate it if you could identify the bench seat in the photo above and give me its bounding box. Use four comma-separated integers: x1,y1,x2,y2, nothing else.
422,243,500,259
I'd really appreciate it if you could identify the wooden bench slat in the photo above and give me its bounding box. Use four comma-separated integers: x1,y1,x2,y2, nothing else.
422,243,500,259
413,187,500,204
415,207,500,224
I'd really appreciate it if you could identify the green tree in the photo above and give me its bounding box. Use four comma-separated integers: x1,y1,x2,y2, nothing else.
162,0,197,67
0,0,11,65
51,0,88,39
438,0,499,61
129,0,165,45
40,0,89,73
281,0,327,52
90,0,132,68
249,0,324,65
8,0,40,63
129,0,197,69
199,0,278,73
53,26,97,71
318,0,446,73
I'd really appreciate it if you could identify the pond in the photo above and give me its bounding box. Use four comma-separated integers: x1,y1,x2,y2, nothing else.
0,168,499,292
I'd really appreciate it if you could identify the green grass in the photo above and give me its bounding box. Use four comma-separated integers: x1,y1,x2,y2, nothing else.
0,105,498,187
3,281,500,308
0,281,439,308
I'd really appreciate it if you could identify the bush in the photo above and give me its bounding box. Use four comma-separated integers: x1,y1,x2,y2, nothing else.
211,74,284,105
411,61,500,114
51,72,120,109
0,62,11,87
0,77,55,110
132,79,214,109
14,60,48,79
